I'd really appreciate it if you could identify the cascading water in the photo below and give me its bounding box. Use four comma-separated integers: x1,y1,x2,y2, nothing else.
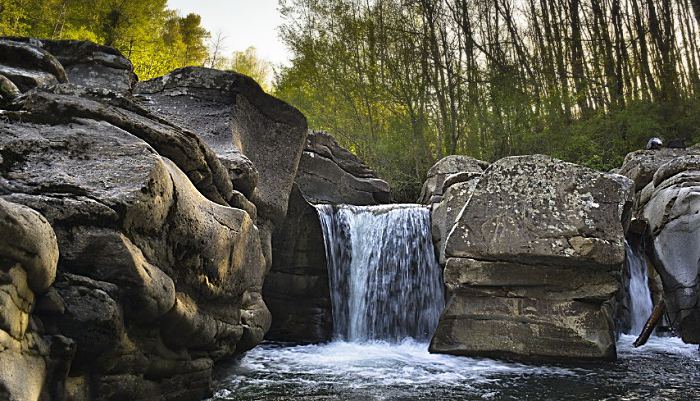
625,241,654,335
316,204,444,342
209,211,700,401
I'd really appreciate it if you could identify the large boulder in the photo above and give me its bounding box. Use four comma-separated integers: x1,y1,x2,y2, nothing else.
430,155,633,361
625,152,700,343
418,155,487,204
134,67,309,271
296,131,391,205
0,38,294,400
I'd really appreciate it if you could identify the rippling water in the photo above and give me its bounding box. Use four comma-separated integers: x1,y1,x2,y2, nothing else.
209,335,699,401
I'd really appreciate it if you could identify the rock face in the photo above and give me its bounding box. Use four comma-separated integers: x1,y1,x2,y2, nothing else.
425,156,487,265
0,38,307,400
264,185,333,342
2,38,135,94
430,155,633,360
296,131,391,205
619,147,700,343
135,67,308,271
418,155,488,204
0,199,62,401
264,131,391,342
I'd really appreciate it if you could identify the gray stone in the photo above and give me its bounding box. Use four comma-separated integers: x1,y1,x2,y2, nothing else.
265,185,332,342
431,154,632,361
445,155,633,268
295,131,391,205
641,155,700,343
135,67,308,227
418,155,486,204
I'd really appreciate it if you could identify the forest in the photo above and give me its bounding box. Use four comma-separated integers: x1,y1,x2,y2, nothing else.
2,0,700,199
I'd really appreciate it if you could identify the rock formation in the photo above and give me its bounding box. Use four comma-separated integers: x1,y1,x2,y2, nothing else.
619,146,700,343
0,37,307,400
423,156,488,265
264,131,391,342
418,155,488,205
429,155,633,360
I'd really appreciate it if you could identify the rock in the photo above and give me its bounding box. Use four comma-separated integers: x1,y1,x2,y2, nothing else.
295,131,391,205
0,40,275,398
16,84,235,207
618,147,700,192
0,74,21,102
418,155,486,204
0,199,59,401
4,38,135,94
134,67,308,226
0,39,67,92
0,198,58,293
640,154,700,343
135,67,309,277
445,155,633,268
431,179,481,265
430,155,633,361
37,39,137,94
134,68,260,198
264,185,332,342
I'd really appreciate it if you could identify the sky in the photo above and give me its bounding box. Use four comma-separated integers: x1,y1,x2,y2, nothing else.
167,0,291,66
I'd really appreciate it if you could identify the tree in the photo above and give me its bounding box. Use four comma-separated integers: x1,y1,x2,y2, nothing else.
276,0,700,201
0,0,211,80
231,46,272,91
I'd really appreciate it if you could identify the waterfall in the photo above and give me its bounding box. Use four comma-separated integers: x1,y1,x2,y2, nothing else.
316,204,444,342
625,241,654,335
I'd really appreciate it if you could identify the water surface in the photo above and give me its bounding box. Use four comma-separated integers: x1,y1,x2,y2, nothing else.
210,335,699,400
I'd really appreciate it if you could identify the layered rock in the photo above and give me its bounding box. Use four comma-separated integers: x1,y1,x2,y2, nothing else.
619,147,700,343
265,131,391,342
0,39,67,96
0,38,307,400
430,155,633,360
296,131,391,205
1,38,135,95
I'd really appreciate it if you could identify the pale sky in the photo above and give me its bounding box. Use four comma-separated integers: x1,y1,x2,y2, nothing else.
167,0,291,66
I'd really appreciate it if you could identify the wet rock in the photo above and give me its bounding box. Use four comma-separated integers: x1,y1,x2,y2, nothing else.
430,155,633,361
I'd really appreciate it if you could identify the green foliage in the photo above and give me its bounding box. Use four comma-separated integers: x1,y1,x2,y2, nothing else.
0,0,211,80
276,0,700,201
230,46,272,92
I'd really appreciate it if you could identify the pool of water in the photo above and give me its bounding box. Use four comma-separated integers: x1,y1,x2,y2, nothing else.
209,335,699,401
